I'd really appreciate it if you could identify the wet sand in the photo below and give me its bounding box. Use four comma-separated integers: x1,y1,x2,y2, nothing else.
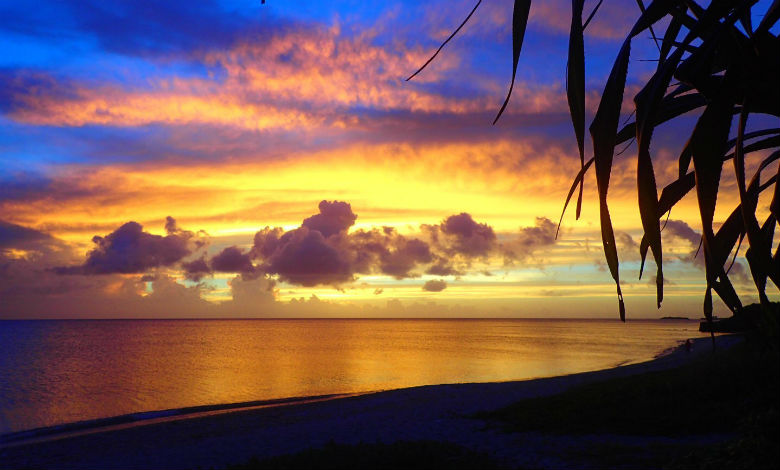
0,335,739,469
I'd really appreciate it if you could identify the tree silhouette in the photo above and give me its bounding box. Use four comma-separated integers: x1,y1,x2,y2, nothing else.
409,0,779,325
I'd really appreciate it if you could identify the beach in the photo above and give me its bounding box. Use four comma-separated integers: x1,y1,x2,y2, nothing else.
0,334,742,470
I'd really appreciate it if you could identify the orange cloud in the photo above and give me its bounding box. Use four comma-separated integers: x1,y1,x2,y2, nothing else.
6,23,576,130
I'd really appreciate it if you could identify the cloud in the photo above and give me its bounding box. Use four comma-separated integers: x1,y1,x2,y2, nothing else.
219,275,278,315
614,230,640,261
262,226,354,287
181,256,210,282
247,201,558,287
1,16,577,136
0,220,52,249
501,217,557,262
529,0,639,40
422,279,447,292
301,200,357,238
663,219,701,246
0,220,76,266
210,246,255,275
437,212,496,257
378,237,434,279
57,217,197,274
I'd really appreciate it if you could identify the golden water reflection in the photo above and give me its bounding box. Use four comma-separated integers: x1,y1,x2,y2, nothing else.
0,319,704,433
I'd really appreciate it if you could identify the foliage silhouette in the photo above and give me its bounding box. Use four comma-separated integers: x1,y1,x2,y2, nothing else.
409,0,780,323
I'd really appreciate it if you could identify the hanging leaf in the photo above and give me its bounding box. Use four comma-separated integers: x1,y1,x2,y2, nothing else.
493,0,533,125
590,39,631,320
726,128,780,151
659,5,684,63
616,93,707,146
690,90,733,318
557,157,594,239
634,47,684,306
733,105,771,306
567,0,586,219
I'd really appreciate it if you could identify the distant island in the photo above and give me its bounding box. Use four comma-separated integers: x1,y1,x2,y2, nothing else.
660,316,690,320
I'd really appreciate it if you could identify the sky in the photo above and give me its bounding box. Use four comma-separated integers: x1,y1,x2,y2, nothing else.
0,0,776,319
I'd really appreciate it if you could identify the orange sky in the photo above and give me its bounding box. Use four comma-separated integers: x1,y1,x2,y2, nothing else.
1,0,776,319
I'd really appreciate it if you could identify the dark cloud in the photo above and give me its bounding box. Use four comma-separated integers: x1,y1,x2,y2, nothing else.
251,227,285,259
0,172,54,203
57,218,195,274
663,220,700,246
378,238,432,279
661,219,703,266
422,279,447,292
514,217,557,250
210,246,255,275
0,220,75,270
247,203,558,287
264,227,353,287
301,200,357,238
0,220,51,248
501,217,557,261
425,261,461,276
437,212,496,257
181,256,210,282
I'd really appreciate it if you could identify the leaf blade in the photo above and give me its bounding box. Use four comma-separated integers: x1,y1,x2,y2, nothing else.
493,0,533,125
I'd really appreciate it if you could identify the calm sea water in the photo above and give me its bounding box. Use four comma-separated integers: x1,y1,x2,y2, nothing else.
0,318,704,434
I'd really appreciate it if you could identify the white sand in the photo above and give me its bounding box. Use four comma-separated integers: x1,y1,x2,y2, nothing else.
0,335,740,469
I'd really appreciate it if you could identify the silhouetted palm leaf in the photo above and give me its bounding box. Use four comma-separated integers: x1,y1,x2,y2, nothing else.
493,0,532,125
567,0,586,220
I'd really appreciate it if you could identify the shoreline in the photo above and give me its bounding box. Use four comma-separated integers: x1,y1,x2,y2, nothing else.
0,335,740,469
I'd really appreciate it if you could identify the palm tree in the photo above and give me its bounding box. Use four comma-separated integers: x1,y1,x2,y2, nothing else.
409,0,779,328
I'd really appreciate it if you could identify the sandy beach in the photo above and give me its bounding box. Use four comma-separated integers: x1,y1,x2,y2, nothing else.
0,335,740,469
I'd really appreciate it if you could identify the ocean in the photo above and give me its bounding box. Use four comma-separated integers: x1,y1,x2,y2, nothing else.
0,318,704,435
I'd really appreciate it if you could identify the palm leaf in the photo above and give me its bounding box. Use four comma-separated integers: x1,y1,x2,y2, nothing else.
567,0,586,219
493,0,533,125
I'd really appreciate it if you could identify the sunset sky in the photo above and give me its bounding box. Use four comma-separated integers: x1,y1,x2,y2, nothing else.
1,0,775,318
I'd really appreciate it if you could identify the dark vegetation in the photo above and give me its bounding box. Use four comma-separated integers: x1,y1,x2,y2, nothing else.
409,0,780,325
483,336,779,469
222,440,502,470
699,300,779,332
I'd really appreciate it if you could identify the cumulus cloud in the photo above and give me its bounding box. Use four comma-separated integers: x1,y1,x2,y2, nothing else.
57,217,198,274
422,279,447,292
263,226,353,287
246,200,558,287
503,217,557,260
436,212,496,257
301,200,357,238
663,219,701,246
181,256,210,281
210,246,255,275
